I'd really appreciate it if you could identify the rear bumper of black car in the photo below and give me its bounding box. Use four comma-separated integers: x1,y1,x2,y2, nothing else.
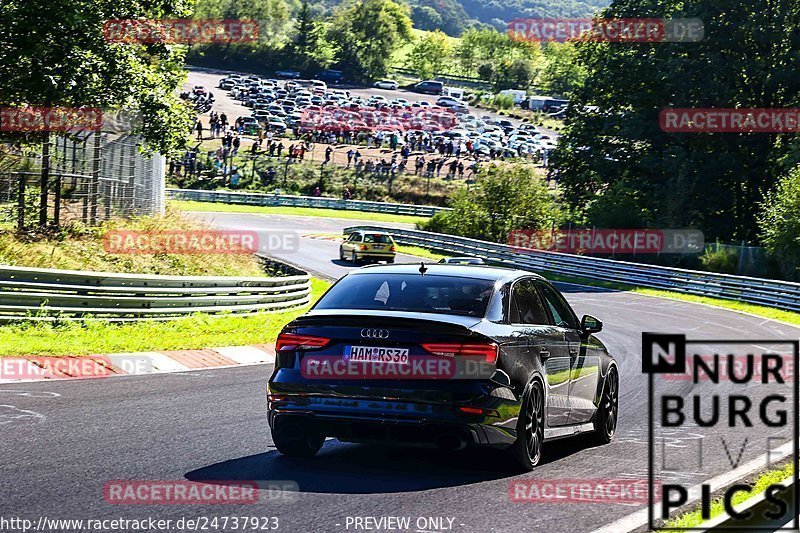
267,391,520,449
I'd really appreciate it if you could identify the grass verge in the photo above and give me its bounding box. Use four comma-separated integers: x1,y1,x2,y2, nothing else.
171,199,427,226
544,272,800,327
0,209,267,277
0,278,331,356
662,462,794,530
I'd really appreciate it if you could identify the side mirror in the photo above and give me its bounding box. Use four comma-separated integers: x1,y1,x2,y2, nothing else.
581,315,602,336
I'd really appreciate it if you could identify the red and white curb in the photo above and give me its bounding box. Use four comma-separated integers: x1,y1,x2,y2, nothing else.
0,344,276,383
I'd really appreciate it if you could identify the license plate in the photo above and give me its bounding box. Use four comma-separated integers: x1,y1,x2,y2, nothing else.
345,346,409,364
372,245,384,249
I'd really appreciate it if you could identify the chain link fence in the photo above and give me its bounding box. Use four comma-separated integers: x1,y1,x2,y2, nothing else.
0,132,165,230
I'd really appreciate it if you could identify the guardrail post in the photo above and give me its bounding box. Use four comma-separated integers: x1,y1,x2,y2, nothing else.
16,173,25,231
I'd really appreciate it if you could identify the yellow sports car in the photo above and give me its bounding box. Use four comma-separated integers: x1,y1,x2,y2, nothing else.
340,231,396,264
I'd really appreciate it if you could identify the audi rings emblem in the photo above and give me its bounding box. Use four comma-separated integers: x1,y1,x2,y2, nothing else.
361,328,390,339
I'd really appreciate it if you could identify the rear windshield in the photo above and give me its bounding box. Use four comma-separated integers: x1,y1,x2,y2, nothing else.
314,274,495,317
363,233,393,244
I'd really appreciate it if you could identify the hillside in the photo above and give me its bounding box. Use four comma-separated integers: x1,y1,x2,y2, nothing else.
306,0,611,36
458,0,611,28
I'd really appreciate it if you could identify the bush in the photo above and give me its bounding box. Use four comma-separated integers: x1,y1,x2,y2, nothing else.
759,165,800,280
493,93,514,110
698,246,739,274
417,164,562,243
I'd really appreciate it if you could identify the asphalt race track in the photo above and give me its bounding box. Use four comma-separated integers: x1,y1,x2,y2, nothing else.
1,211,798,533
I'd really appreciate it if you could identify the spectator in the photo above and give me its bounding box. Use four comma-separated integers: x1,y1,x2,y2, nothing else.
448,159,458,178
313,186,321,197
343,187,352,200
195,121,203,140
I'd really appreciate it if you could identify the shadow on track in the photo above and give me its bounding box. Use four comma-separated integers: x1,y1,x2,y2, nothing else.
186,436,598,494
186,440,519,493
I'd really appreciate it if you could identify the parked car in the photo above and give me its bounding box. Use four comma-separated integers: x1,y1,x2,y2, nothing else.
276,70,301,79
267,264,617,471
374,79,399,90
413,80,444,95
317,70,344,84
528,96,569,112
218,78,238,90
267,117,287,132
238,116,262,134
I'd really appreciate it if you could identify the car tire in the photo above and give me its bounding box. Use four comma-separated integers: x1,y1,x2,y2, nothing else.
272,425,325,458
339,248,345,261
507,380,544,472
351,251,359,264
387,258,394,264
593,367,618,444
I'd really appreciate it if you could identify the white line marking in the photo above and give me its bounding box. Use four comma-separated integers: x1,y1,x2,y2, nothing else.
212,346,275,365
590,440,795,533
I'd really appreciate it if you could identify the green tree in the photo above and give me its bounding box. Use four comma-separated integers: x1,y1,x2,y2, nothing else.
0,0,193,154
455,27,541,84
420,165,561,243
328,0,413,81
491,57,537,91
538,42,586,97
194,0,290,43
287,0,333,73
405,30,451,80
759,166,800,280
410,6,443,32
553,0,800,244
411,0,468,36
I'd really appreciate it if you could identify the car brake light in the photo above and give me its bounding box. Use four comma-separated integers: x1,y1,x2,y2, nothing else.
360,245,368,250
389,245,396,252
276,332,330,351
421,343,499,364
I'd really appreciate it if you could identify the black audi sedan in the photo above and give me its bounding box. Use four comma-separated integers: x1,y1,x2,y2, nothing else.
267,264,618,471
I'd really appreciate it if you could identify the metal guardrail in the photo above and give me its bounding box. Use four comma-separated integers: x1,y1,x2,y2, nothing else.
167,188,450,218
0,261,312,322
343,226,800,314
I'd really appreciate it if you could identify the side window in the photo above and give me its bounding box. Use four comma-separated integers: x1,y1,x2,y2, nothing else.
510,279,548,325
537,283,578,329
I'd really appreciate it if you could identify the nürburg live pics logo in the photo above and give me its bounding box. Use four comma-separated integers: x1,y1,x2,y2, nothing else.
643,333,799,530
